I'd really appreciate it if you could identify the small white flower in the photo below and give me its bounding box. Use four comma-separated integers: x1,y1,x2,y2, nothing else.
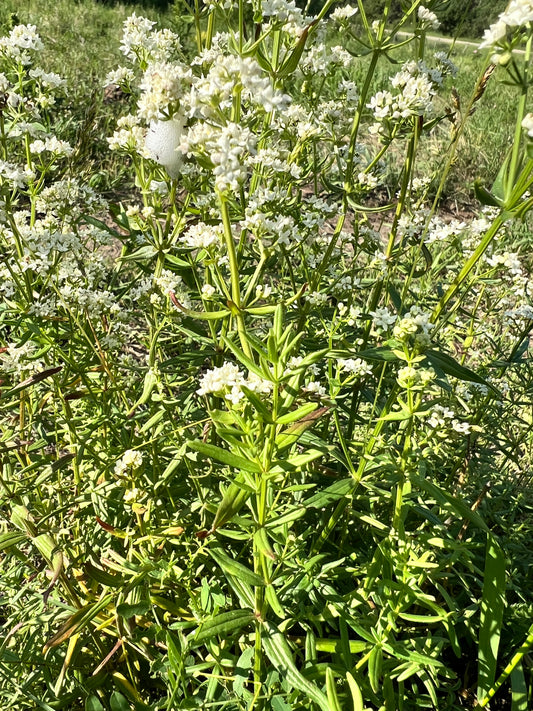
331,5,358,22
522,113,533,138
304,381,326,397
370,307,397,330
418,6,440,30
115,449,144,477
201,283,216,298
337,358,372,378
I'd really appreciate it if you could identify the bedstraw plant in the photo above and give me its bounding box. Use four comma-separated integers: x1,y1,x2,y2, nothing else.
1,1,533,710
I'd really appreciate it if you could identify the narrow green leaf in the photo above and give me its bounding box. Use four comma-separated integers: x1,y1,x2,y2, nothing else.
191,609,254,646
262,620,329,710
474,179,503,207
277,20,317,77
346,672,364,711
81,214,125,239
411,474,489,532
326,667,342,711
368,645,382,694
44,595,113,651
304,479,354,509
264,507,306,530
0,531,27,552
240,385,273,423
127,368,158,416
271,448,324,473
386,643,445,669
221,335,269,380
357,346,398,362
208,546,265,587
254,527,276,560
477,533,506,701
211,476,253,531
188,440,261,473
276,402,318,425
511,661,528,711
224,574,256,609
3,366,62,398
265,584,285,618
425,350,498,393
398,612,446,623
120,244,157,261
116,601,150,619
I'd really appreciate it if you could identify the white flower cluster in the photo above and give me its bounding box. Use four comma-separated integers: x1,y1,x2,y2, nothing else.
485,251,523,277
30,136,73,157
307,291,328,307
337,358,373,378
418,6,440,30
0,161,35,188
393,306,435,349
261,0,308,36
197,362,272,405
331,5,358,22
251,147,302,180
0,24,43,65
367,61,438,133
18,227,117,319
300,43,352,75
192,55,289,117
505,304,533,322
180,222,223,250
434,52,458,79
111,18,291,193
371,306,397,331
138,62,192,121
115,449,144,477
34,178,107,222
244,206,300,246
107,114,145,152
397,365,436,389
426,405,471,435
120,13,181,63
29,68,66,89
425,216,467,244
204,0,233,9
180,121,257,193
304,381,327,397
479,0,533,54
154,270,192,310
0,341,42,376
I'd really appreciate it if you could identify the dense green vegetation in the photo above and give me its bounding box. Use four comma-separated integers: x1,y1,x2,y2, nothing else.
0,2,532,711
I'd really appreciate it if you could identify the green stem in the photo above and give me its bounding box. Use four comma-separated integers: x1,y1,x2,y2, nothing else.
507,31,532,191
238,0,244,53
219,194,252,358
193,0,203,53
344,48,381,195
